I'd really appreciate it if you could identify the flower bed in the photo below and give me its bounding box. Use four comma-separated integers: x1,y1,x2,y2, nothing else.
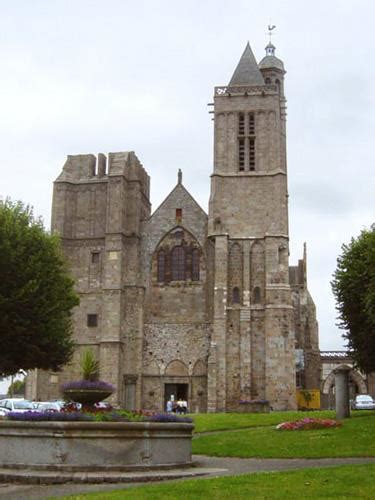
6,410,193,424
276,418,342,431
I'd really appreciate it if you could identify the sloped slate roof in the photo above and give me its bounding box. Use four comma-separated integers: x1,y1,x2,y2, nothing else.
228,42,264,86
259,55,285,71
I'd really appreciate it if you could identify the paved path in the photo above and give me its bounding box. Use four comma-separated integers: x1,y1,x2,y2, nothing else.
1,455,375,499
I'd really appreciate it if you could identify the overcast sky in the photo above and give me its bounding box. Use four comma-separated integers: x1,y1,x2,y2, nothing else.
1,0,374,392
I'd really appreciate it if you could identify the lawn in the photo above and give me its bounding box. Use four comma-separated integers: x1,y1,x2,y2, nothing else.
190,410,336,433
192,413,375,458
64,464,375,499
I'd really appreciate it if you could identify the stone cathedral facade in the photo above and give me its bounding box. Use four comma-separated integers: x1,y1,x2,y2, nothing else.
27,41,321,411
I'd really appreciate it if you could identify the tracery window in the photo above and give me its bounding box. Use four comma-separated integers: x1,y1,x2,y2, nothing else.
157,250,166,282
191,248,200,281
171,246,185,281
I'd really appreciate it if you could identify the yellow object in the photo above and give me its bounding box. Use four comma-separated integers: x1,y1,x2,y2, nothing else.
297,389,321,410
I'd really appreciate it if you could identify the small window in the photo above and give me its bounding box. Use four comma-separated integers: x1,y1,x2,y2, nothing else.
91,252,100,264
157,250,166,282
265,77,271,84
232,287,240,304
176,208,182,221
191,249,200,281
171,246,185,281
87,314,98,327
253,286,261,303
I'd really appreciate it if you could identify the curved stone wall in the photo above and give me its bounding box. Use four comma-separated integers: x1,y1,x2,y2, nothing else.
0,421,193,471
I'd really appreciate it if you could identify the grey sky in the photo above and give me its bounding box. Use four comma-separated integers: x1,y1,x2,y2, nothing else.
1,0,374,394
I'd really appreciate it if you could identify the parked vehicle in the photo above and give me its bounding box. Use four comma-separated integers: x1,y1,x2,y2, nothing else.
33,401,64,412
0,398,35,416
351,394,375,410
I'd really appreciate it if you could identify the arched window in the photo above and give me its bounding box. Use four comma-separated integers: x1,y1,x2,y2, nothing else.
191,248,200,281
157,250,166,282
253,286,261,303
232,287,240,304
171,246,185,281
275,79,280,93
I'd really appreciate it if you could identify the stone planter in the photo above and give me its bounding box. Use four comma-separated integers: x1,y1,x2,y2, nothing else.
0,421,194,473
62,388,112,405
237,401,270,413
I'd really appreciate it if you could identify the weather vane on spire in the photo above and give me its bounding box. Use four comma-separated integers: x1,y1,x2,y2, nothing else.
267,23,276,43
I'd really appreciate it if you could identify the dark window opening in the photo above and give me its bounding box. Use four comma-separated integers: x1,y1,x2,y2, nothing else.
249,138,255,171
91,252,100,263
265,77,271,84
238,113,245,135
248,113,255,135
171,246,185,281
232,287,240,304
157,250,165,282
87,314,98,327
191,249,200,281
176,208,182,222
253,286,261,303
238,138,245,171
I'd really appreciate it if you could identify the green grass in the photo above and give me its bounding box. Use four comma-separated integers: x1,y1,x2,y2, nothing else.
192,414,375,458
63,464,375,499
190,410,336,433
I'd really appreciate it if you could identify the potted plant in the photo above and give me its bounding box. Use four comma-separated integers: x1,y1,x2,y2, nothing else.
62,349,114,406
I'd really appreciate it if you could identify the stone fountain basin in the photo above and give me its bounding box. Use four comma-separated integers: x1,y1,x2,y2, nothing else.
0,420,193,471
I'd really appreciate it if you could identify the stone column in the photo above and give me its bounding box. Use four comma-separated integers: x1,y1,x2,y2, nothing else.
334,366,351,419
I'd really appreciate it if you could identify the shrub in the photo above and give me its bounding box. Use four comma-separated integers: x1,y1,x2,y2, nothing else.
80,349,99,381
92,411,130,422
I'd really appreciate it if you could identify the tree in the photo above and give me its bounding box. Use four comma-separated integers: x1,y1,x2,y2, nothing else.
7,379,25,396
331,224,375,373
0,199,79,377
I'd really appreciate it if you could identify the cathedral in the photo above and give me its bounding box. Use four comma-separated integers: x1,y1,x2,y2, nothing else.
27,41,321,412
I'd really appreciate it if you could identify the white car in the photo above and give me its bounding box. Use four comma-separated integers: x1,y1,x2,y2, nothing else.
0,398,35,416
33,401,64,412
351,394,375,410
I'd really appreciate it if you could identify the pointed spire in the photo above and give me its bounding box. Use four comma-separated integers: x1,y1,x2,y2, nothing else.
228,42,264,86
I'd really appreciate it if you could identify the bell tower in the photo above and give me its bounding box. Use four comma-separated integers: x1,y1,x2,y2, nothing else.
207,41,297,411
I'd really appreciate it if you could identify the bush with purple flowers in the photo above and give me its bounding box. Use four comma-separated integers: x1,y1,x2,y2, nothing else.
146,413,193,423
7,411,94,422
61,380,115,392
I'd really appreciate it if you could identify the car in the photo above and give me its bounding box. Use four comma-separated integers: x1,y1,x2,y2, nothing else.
0,398,35,416
33,401,64,412
351,394,375,410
